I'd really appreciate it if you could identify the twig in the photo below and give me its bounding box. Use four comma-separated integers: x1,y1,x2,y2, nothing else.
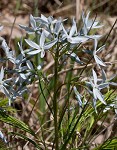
91,0,110,11
46,61,117,80
23,120,54,149
8,16,17,47
53,0,62,6
103,19,117,45
43,60,54,72
21,82,35,120
50,3,75,16
27,60,117,88
89,118,117,144
76,0,84,22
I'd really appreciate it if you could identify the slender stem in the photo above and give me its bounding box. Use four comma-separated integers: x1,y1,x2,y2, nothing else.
61,100,88,150
38,76,53,115
53,44,59,150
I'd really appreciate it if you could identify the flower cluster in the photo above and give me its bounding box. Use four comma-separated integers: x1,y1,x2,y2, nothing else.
0,12,116,113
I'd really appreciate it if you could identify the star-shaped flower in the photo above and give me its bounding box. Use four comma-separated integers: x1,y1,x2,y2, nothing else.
73,86,87,108
101,69,117,86
25,30,57,58
89,69,108,105
82,11,103,35
62,18,89,44
0,38,15,63
19,14,39,34
93,39,106,67
0,67,11,103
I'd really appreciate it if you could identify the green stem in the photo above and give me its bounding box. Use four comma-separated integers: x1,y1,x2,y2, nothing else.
61,100,88,150
53,44,59,150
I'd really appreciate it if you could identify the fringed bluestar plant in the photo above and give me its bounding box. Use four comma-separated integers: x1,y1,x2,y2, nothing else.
0,12,116,114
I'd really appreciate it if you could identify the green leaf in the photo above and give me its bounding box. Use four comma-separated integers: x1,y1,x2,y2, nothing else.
0,110,35,136
9,132,40,149
0,139,7,150
94,138,117,150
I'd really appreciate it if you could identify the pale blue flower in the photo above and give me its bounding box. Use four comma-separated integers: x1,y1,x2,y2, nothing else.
73,86,87,107
62,18,89,44
103,96,117,115
0,25,3,31
0,67,11,105
67,52,83,64
19,14,40,34
18,38,25,57
101,69,117,86
114,97,117,115
34,14,57,29
93,39,106,66
35,15,64,39
0,131,7,143
89,69,108,105
25,30,57,58
0,39,15,63
82,11,103,35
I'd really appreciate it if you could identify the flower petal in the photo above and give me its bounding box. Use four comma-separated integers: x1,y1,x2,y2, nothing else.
95,89,106,104
102,69,107,82
27,49,41,55
92,69,97,85
41,50,45,58
69,36,88,44
73,86,83,107
94,55,106,66
0,67,4,82
44,39,57,49
26,60,34,70
30,14,36,29
40,31,46,48
25,39,40,49
98,83,108,89
62,24,68,37
19,24,34,34
69,18,77,37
